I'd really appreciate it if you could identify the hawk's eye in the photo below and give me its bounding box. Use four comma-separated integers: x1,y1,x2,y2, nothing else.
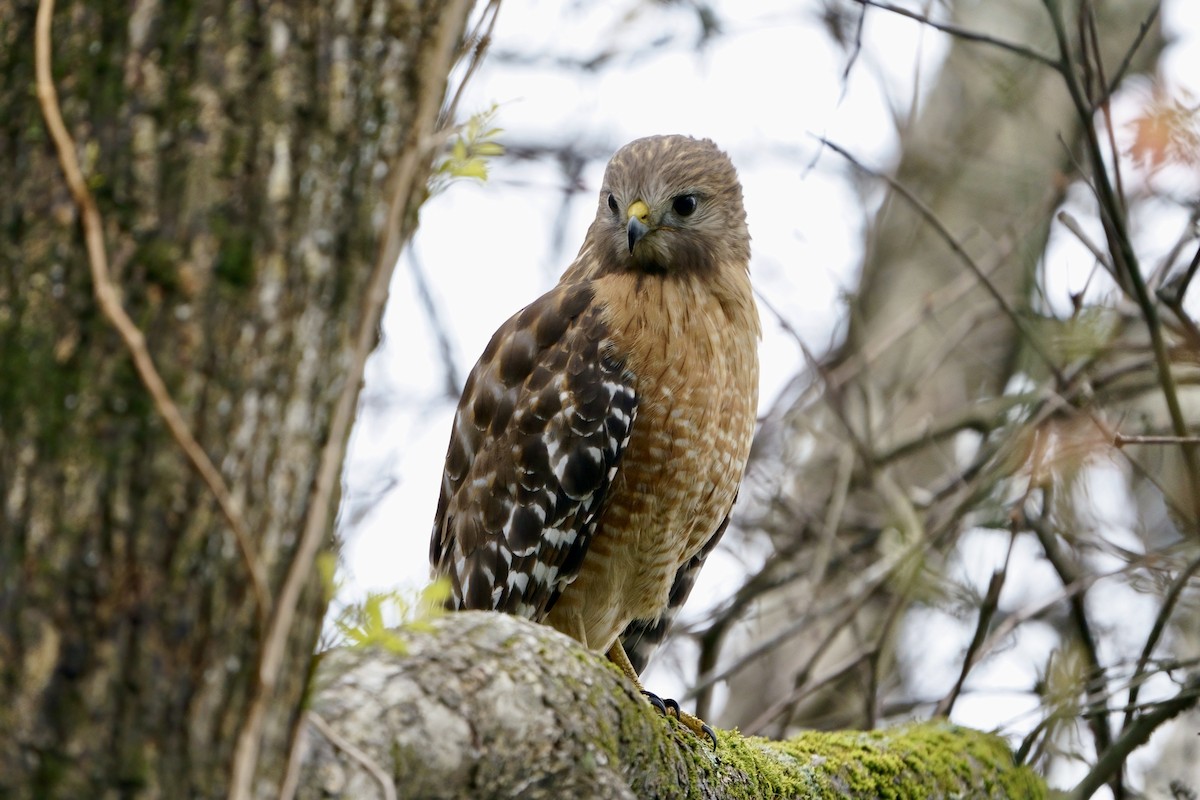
672,194,698,217
607,193,618,212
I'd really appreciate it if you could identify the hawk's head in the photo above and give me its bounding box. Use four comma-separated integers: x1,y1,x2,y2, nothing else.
584,135,750,277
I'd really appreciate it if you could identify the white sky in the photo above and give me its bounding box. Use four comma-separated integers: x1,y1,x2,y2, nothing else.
336,3,1200,794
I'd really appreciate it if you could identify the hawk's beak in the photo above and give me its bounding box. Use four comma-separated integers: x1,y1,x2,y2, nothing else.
626,200,651,253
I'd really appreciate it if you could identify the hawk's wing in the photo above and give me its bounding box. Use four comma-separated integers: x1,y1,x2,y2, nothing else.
430,281,638,620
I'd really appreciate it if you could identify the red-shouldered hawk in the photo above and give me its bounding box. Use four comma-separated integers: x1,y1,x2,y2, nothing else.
429,135,759,741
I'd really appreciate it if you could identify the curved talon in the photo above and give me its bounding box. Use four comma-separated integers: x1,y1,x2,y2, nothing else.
616,645,716,748
639,691,718,749
641,690,668,715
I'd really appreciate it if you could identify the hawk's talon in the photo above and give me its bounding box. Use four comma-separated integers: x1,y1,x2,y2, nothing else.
640,690,717,749
612,642,717,748
641,690,668,715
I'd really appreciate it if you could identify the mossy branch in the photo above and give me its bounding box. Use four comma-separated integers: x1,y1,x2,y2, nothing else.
294,612,1046,799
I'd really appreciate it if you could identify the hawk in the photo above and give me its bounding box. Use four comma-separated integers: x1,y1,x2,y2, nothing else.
429,134,759,740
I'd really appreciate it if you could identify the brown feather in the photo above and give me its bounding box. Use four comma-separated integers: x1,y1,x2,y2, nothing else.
431,282,637,619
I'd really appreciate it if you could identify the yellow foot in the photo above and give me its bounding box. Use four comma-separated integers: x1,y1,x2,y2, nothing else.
607,641,718,748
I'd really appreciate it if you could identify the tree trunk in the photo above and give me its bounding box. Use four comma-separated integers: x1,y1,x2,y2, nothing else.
0,1,471,796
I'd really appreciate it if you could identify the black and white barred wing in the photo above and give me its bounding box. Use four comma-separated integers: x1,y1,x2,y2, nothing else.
429,281,637,620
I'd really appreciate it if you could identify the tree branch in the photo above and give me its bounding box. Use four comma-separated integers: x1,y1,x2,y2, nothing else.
818,137,1066,386
1067,674,1200,800
294,612,1048,799
1042,0,1200,519
850,0,1060,69
1122,548,1200,731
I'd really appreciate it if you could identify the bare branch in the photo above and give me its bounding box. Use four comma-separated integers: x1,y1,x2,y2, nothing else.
1056,210,1115,273
819,136,1067,385
1026,511,1115,774
850,0,1059,69
307,712,397,800
1067,675,1200,800
1041,0,1200,517
933,547,1009,718
685,533,931,706
1082,2,1128,219
1114,433,1200,447
407,247,463,399
439,0,502,131
1098,2,1161,106
1123,548,1200,731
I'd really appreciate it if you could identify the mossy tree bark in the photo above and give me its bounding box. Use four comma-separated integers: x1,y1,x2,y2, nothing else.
298,613,1047,800
0,1,472,796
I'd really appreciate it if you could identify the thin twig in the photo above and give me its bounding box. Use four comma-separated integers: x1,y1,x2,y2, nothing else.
862,573,912,729
850,0,1059,69
689,519,816,719
307,712,398,800
685,533,930,703
828,233,1019,393
933,548,1009,718
748,642,879,735
819,136,1066,385
976,569,1104,678
1026,511,1114,764
1157,239,1200,349
406,0,502,401
1056,210,1115,273
277,714,306,800
840,2,868,84
1042,0,1200,524
33,0,268,617
439,0,502,130
1084,3,1127,219
407,247,463,398
1067,675,1200,800
227,2,475,797
1097,2,1160,106
1159,241,1200,348
1162,241,1200,304
1114,433,1200,447
1122,549,1200,731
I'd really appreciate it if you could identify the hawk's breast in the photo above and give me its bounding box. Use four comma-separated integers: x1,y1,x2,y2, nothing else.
543,270,759,652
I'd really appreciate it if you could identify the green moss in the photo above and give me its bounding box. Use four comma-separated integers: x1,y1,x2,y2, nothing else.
572,652,1044,798
213,221,255,288
32,748,71,797
706,721,1046,799
115,738,151,792
135,238,184,293
0,306,86,460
